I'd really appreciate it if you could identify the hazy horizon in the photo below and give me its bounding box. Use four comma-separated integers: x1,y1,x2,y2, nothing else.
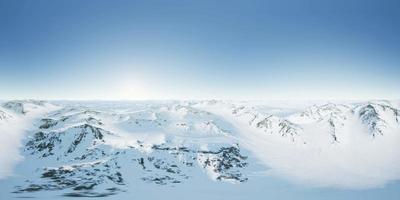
1,98,399,102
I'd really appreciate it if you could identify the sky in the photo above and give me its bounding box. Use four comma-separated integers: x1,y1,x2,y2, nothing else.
0,0,399,100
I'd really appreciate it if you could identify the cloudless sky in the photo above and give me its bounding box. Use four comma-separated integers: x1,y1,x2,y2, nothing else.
0,0,399,100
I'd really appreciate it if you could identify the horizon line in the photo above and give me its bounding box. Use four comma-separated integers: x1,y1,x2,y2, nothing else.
1,98,399,102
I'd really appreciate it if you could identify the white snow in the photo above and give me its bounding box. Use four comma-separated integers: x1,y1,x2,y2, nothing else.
1,99,400,192
196,101,400,189
0,101,60,179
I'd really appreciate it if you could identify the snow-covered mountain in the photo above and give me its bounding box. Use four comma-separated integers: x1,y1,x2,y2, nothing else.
2,100,54,115
0,100,399,198
0,109,12,122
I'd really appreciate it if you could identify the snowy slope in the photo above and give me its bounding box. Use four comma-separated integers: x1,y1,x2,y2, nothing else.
0,100,59,179
3,101,248,197
197,100,400,188
0,99,399,198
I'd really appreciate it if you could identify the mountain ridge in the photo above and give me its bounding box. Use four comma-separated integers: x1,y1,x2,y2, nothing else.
0,99,399,197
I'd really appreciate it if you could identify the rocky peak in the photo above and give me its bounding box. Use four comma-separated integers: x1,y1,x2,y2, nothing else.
356,103,389,136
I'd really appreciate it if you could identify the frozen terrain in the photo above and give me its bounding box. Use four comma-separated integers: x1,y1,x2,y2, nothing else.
0,99,399,199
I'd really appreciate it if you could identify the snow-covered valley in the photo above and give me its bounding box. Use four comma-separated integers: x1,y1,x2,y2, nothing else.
0,99,399,199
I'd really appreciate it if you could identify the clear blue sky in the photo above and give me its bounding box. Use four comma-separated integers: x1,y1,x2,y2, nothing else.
0,0,399,100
